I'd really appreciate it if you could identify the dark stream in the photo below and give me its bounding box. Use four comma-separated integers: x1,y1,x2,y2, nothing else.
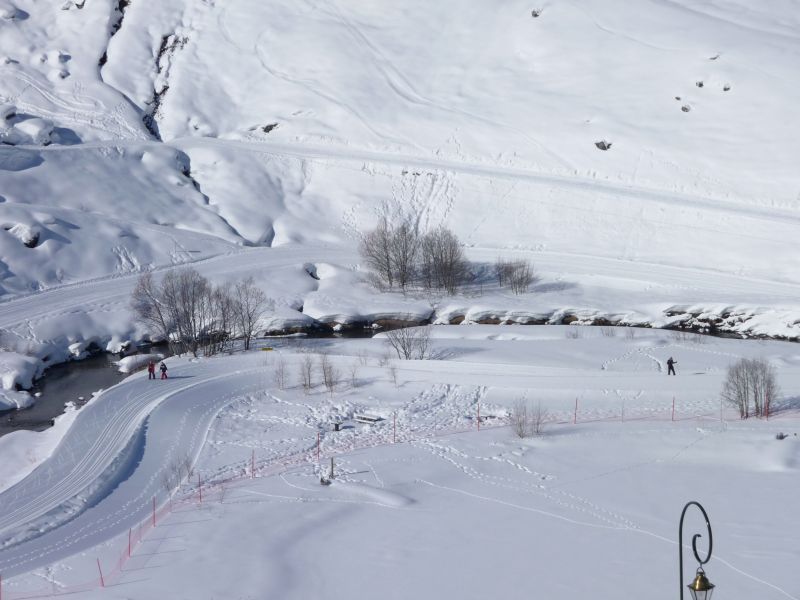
0,353,125,437
0,347,169,438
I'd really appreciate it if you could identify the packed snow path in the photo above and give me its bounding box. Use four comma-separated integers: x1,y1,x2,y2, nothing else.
0,353,271,577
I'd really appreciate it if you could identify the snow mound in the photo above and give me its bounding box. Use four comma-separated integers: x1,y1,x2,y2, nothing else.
116,353,164,374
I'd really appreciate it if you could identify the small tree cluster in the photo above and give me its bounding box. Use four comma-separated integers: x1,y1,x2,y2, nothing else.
511,399,548,438
495,258,535,295
131,269,271,357
721,358,778,419
384,325,432,360
360,219,468,294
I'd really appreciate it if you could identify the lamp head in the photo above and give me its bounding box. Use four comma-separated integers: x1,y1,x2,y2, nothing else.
687,568,715,600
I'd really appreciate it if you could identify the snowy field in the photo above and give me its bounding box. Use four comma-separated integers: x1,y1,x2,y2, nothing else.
0,327,797,599
0,0,799,597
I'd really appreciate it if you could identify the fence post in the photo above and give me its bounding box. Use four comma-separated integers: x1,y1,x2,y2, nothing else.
672,397,675,422
97,558,105,588
393,413,396,443
152,496,156,527
252,449,256,478
574,398,578,425
621,401,624,422
128,527,132,558
198,474,202,504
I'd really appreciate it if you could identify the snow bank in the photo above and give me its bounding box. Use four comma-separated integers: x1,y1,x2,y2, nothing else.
116,353,164,374
0,402,78,493
0,351,42,409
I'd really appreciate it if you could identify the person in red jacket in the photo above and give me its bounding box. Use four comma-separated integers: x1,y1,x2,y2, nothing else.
147,360,156,380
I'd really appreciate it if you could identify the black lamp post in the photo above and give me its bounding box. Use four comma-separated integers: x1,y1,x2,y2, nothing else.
679,501,715,600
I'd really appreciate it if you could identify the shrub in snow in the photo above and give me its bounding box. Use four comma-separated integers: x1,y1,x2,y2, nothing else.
384,325,431,360
511,399,548,437
495,258,535,294
721,357,779,419
595,140,612,151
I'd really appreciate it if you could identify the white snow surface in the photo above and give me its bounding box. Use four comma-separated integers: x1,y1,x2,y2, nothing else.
0,2,799,594
0,329,797,599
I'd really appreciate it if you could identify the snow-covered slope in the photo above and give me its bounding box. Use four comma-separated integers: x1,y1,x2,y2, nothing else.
0,0,799,402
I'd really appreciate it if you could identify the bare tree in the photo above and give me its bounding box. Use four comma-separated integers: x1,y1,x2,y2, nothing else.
389,221,420,292
207,286,235,355
721,358,779,419
320,353,340,394
420,227,468,294
495,258,513,288
131,272,174,352
233,277,271,351
133,268,212,357
300,354,314,393
360,218,394,289
349,363,359,388
162,268,213,357
384,326,432,360
274,356,287,390
509,260,534,294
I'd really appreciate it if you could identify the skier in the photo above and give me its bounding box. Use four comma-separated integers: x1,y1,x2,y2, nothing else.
159,362,168,380
147,360,156,380
667,357,677,376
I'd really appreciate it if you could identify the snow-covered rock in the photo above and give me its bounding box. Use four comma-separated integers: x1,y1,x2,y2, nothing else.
10,118,54,145
0,1,18,20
